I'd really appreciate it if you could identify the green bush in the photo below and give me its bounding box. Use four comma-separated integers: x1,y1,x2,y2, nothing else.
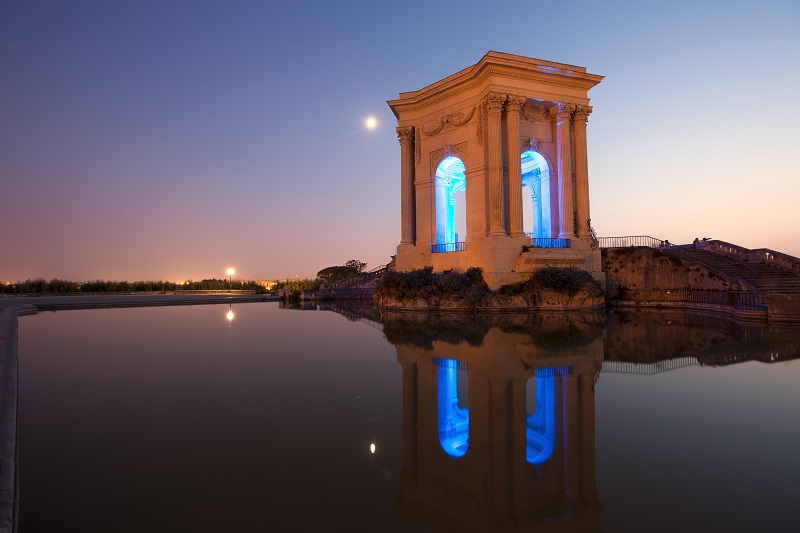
376,267,489,306
499,267,600,299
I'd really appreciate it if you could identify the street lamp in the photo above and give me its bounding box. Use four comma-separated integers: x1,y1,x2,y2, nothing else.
227,268,234,284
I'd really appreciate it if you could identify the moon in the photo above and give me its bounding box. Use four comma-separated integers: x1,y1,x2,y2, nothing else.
365,116,377,129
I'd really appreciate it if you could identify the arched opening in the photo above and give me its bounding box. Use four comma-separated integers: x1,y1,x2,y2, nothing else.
435,156,466,250
521,151,551,239
437,358,469,458
525,368,556,465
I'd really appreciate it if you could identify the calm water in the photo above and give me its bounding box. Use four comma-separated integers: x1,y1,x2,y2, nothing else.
17,303,800,532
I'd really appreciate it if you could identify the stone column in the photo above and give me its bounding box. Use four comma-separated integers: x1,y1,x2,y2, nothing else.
580,372,598,508
552,103,575,239
401,361,418,485
485,92,506,236
505,95,526,236
397,126,416,244
562,372,579,512
573,105,592,238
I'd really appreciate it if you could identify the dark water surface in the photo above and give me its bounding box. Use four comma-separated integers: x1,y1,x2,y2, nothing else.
17,303,800,532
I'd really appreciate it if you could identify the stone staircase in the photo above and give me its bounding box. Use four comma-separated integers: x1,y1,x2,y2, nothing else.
663,244,800,294
318,264,390,300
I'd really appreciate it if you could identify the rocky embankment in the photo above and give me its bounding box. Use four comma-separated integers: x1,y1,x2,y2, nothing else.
374,267,604,311
602,247,746,296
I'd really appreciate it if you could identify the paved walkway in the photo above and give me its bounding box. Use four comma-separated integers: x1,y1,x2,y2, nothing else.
0,292,278,311
0,293,280,532
0,308,18,532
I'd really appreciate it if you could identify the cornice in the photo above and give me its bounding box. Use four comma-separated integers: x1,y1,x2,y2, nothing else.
388,52,602,116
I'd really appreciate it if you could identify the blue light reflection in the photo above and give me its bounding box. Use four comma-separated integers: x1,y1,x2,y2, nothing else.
526,370,556,465
436,358,469,458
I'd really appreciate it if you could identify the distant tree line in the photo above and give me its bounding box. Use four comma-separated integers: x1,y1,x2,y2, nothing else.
315,259,366,283
2,278,269,294
273,278,321,292
4,259,373,296
271,259,370,300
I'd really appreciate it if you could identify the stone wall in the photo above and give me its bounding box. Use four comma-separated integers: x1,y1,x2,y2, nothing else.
602,248,743,298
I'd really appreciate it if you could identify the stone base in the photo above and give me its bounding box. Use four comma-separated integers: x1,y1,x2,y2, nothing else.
395,237,606,291
515,238,605,290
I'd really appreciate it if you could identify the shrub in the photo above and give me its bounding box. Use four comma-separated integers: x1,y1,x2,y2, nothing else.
499,267,601,299
376,266,488,305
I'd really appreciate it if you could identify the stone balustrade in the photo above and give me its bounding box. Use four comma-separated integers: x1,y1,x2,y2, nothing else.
708,240,800,273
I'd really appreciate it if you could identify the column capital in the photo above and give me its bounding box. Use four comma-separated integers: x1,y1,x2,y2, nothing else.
550,102,576,123
396,126,414,144
504,94,526,114
483,91,506,112
573,105,593,124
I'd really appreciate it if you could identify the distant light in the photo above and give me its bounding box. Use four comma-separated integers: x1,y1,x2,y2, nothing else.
226,268,235,276
366,117,377,129
370,442,376,454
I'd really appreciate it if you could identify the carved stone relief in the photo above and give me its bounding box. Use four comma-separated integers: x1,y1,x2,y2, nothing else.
421,107,476,137
522,103,549,123
430,142,468,180
522,138,544,153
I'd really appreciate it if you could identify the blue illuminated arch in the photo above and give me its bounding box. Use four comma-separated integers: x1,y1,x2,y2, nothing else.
434,157,466,247
525,369,556,465
521,151,551,239
437,358,469,458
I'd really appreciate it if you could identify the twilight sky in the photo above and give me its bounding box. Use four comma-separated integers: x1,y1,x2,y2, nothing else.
2,0,798,282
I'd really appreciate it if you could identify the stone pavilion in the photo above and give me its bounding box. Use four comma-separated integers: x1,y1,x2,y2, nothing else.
388,51,604,289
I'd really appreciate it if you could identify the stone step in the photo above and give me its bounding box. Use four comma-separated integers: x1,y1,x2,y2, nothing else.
665,249,800,294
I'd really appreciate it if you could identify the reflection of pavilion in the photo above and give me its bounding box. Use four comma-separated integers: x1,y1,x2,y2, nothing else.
391,319,604,531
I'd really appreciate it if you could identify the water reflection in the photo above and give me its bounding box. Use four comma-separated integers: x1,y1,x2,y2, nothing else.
17,304,799,532
367,307,799,532
382,311,605,531
603,309,800,371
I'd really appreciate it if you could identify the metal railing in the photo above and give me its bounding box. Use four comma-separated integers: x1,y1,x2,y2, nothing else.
431,242,466,253
602,357,699,375
616,289,767,311
526,237,571,249
597,235,668,249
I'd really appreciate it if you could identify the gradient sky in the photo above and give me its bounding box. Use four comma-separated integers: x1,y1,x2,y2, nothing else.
2,0,798,282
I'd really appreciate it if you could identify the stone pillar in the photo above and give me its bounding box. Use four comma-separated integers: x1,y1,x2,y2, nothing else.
397,126,416,244
573,105,592,238
489,377,511,520
553,103,575,239
580,372,598,508
485,92,506,236
510,378,529,521
505,95,526,236
562,372,579,512
401,361,418,486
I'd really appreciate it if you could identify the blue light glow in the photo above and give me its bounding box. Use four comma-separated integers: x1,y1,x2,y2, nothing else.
521,151,551,239
526,370,556,465
434,157,466,248
437,358,469,458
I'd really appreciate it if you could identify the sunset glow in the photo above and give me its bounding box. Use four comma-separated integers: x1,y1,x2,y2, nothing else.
1,1,797,282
